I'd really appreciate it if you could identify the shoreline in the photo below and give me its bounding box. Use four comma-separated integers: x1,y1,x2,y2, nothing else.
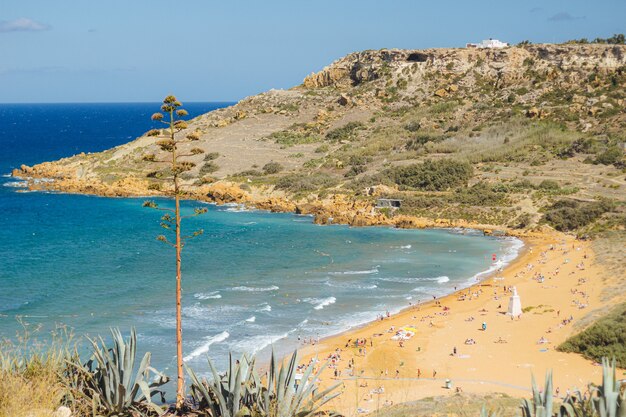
292,235,526,346
288,239,530,358
292,232,616,415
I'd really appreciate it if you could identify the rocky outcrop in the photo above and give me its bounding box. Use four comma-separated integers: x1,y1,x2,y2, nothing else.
302,44,626,90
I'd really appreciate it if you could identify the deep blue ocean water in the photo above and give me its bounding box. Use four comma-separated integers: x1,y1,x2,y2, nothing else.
0,103,522,388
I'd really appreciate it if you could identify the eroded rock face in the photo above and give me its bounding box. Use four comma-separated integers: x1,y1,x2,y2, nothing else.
302,44,626,90
203,183,250,205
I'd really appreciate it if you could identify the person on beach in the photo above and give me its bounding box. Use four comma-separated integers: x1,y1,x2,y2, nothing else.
433,370,437,378
482,322,487,331
417,368,421,378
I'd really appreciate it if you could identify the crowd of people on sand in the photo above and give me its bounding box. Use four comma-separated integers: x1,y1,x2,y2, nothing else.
304,240,594,409
298,335,320,345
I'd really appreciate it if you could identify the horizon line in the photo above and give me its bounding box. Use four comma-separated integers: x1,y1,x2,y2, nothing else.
0,100,239,105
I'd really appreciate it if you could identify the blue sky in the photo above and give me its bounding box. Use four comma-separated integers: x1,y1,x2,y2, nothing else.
1,0,624,103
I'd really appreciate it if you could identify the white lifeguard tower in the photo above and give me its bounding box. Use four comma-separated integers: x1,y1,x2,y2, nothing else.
507,286,522,317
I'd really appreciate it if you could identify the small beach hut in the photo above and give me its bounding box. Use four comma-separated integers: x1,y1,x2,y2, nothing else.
507,286,522,317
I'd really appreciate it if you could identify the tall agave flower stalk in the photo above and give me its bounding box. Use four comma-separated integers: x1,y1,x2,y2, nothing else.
143,95,208,409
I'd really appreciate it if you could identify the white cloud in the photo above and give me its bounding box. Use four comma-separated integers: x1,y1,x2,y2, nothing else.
0,18,51,33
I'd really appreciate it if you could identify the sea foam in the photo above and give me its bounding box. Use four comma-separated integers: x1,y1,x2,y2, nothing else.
194,291,222,300
230,285,279,292
328,267,379,275
303,296,336,310
183,331,230,362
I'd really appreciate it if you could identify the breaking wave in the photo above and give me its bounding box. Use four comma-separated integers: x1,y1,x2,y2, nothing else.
183,331,230,362
230,285,279,292
303,297,337,310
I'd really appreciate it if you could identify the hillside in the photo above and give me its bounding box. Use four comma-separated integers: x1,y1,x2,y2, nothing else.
14,43,626,236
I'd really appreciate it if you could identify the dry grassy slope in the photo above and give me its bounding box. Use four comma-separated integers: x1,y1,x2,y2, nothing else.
16,43,626,230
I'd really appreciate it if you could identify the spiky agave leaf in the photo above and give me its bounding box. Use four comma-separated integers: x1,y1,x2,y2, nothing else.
186,353,259,417
259,350,342,417
70,328,168,416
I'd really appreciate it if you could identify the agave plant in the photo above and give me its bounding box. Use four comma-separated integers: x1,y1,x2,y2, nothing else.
187,349,342,417
592,358,625,417
257,350,342,417
186,352,260,417
559,358,626,417
67,328,169,416
521,370,554,417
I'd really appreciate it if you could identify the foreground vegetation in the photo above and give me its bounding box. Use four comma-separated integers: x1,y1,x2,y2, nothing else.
558,302,626,368
2,325,626,417
0,328,340,417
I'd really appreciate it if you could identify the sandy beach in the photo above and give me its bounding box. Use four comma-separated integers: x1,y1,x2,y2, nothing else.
295,231,618,416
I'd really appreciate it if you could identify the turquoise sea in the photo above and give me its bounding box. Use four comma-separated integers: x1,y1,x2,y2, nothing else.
0,103,522,380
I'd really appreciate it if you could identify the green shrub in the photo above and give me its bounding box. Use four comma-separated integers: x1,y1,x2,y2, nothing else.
404,121,421,132
558,303,626,367
275,173,339,192
345,165,367,177
451,182,507,206
406,134,442,150
262,162,283,174
388,159,473,191
543,199,616,231
233,169,263,177
203,152,220,161
315,144,329,153
396,194,444,210
595,145,623,165
326,122,364,142
538,180,560,190
200,162,219,176
270,130,321,147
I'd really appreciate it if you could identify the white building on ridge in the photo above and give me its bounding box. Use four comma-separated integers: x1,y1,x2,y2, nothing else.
466,38,509,49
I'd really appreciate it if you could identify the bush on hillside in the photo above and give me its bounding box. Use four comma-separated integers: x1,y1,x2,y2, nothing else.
538,180,560,190
543,199,615,231
262,162,283,174
594,145,623,166
199,161,219,176
450,182,508,206
406,134,442,150
274,173,339,193
325,122,364,142
558,302,626,368
388,159,473,191
203,152,220,161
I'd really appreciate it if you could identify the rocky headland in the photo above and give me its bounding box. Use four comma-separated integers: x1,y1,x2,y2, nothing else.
13,43,626,237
